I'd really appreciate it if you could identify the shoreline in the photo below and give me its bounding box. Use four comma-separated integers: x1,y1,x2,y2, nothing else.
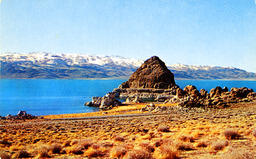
1,78,256,81
43,103,176,119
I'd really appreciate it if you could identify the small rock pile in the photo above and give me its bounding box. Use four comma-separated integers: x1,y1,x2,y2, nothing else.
140,103,168,112
169,85,256,108
116,87,178,102
124,96,144,104
1,111,38,120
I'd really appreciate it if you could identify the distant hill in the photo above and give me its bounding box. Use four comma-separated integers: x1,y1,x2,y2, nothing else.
168,64,256,80
0,53,255,80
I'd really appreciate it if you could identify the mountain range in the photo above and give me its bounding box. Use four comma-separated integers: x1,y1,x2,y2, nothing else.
0,53,255,80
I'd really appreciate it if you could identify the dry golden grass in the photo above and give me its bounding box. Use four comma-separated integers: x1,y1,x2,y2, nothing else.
176,142,194,151
252,128,256,137
158,125,170,132
153,142,180,159
1,101,256,158
65,145,84,155
36,148,51,158
84,146,108,158
178,135,195,143
114,135,126,142
196,140,209,148
44,103,176,119
0,151,11,159
138,142,155,153
224,129,241,140
221,147,255,159
48,143,62,154
211,140,229,151
13,149,30,158
79,139,93,150
110,145,127,158
124,148,153,159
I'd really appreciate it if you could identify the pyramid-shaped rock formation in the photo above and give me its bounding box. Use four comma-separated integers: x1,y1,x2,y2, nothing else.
120,56,176,89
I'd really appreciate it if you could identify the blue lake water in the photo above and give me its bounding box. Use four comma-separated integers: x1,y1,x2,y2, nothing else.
0,79,255,116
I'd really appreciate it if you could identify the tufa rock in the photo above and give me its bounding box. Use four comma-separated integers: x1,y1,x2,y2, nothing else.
223,87,229,92
210,86,223,98
184,85,200,98
99,96,121,110
176,86,256,108
4,111,37,120
230,87,253,98
17,111,27,116
85,92,122,110
200,89,208,98
247,92,256,100
133,96,143,103
176,87,185,98
119,56,176,89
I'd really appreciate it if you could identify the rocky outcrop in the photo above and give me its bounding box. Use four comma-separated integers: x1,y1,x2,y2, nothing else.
124,96,143,104
84,56,256,110
170,86,256,108
1,111,38,120
85,92,121,110
230,87,253,98
176,88,186,98
209,86,223,98
140,103,168,112
85,56,178,109
184,85,201,98
200,89,208,98
119,56,176,89
117,86,178,102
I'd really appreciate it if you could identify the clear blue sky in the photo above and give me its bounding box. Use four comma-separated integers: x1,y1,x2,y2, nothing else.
0,0,256,72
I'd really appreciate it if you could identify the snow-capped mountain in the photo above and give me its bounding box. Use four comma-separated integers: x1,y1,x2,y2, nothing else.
0,52,143,67
168,64,236,71
0,53,255,79
168,64,256,80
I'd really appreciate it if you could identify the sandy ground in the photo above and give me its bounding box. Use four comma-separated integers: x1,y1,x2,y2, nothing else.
1,102,256,158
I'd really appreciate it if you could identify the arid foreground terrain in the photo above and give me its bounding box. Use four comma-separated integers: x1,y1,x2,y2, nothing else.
1,102,256,159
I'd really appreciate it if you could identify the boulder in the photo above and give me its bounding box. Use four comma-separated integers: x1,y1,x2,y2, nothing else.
6,114,12,119
133,96,143,103
91,97,102,106
119,56,176,89
223,87,229,92
184,85,200,98
200,89,208,98
99,96,121,110
210,86,223,98
125,97,132,103
176,87,185,98
154,106,168,112
140,103,156,112
156,95,169,102
17,111,27,116
230,87,253,98
5,111,37,120
178,97,203,107
85,101,93,106
247,92,256,100
85,94,121,110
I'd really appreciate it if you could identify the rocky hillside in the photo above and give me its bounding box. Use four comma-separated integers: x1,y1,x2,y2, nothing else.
120,56,176,89
0,53,255,79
